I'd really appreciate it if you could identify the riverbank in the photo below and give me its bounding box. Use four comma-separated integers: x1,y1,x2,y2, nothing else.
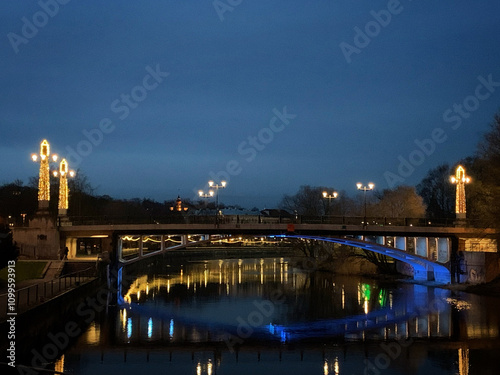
444,276,500,297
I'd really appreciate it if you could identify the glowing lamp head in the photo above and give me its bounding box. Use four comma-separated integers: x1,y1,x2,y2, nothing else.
221,181,227,187
60,159,68,176
322,191,327,198
356,183,362,189
69,170,75,178
31,154,38,162
368,183,375,190
53,171,59,177
198,190,204,197
333,192,338,198
40,140,49,158
209,190,214,197
52,155,58,162
208,181,214,187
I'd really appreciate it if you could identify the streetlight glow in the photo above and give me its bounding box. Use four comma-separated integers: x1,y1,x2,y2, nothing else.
322,191,338,199
32,139,58,206
322,190,338,215
451,165,470,218
57,158,75,213
199,190,214,198
356,182,375,228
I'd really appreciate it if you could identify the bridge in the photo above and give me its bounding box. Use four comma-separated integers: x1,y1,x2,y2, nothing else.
54,215,499,285
275,235,451,283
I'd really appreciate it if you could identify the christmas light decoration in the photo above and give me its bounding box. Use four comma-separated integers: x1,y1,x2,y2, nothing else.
31,139,58,207
450,165,470,217
53,159,75,213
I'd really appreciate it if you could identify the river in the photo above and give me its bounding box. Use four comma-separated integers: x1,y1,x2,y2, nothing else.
45,256,500,374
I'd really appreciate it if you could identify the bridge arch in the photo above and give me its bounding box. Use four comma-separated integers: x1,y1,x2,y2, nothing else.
273,234,450,284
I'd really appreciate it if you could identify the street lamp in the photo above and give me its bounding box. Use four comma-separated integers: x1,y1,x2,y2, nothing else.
208,180,226,222
356,182,374,227
53,159,75,216
198,190,214,200
32,139,58,211
322,191,338,216
450,165,470,221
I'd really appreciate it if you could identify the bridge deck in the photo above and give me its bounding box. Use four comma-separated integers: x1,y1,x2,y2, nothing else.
59,222,497,237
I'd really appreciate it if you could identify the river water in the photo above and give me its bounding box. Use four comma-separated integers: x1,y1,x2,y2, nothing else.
48,257,500,374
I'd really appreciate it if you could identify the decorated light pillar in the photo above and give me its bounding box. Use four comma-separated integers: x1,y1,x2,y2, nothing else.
32,139,58,211
451,165,470,220
53,158,75,216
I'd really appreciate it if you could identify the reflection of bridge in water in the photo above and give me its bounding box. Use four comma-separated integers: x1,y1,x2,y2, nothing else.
53,257,500,375
116,259,453,344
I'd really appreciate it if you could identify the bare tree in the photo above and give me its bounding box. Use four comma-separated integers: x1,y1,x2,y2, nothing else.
417,164,454,218
280,185,329,216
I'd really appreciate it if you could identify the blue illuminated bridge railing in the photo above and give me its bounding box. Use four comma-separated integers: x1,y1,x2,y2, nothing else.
272,235,451,284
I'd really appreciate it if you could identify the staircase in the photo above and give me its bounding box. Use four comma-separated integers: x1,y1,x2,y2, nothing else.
43,260,65,280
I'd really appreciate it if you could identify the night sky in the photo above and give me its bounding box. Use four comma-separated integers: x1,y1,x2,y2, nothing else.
1,1,500,208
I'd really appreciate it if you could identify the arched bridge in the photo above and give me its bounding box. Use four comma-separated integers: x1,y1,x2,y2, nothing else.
57,219,498,284
272,234,451,284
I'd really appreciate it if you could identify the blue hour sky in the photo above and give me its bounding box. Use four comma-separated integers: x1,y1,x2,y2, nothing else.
1,0,500,208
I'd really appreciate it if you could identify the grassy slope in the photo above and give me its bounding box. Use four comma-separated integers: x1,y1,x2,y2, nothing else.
0,261,48,287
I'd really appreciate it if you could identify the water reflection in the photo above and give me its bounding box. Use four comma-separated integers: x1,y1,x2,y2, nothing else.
118,258,453,344
53,258,500,375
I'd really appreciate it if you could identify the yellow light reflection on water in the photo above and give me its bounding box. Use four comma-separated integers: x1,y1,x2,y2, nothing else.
341,287,345,310
86,322,100,345
54,355,64,373
459,347,469,375
334,357,339,375
121,309,127,332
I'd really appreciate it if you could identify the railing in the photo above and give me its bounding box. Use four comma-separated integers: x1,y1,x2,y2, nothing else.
0,266,96,321
65,215,481,228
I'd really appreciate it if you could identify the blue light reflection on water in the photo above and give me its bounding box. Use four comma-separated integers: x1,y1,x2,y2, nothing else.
57,258,500,375
169,318,174,339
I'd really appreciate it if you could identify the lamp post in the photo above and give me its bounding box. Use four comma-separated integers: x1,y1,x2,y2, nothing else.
208,180,226,224
53,159,75,217
356,182,374,228
450,165,470,221
31,139,58,211
322,191,338,216
198,190,214,205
